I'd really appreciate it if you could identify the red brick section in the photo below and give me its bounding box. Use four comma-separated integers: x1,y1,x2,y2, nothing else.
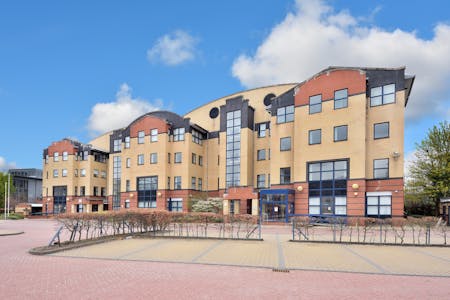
129,115,169,137
223,186,258,200
47,139,78,156
294,182,308,214
295,69,366,106
367,178,404,216
347,179,366,216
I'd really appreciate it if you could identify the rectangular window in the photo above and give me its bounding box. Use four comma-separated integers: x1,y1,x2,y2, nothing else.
334,89,348,109
370,84,395,106
280,167,291,184
192,129,202,145
151,129,158,142
53,169,58,177
173,128,185,141
74,186,78,196
62,151,68,161
367,194,392,217
137,154,144,165
93,169,99,177
309,129,321,145
126,180,130,192
101,171,106,178
167,198,183,212
125,136,130,148
174,176,182,190
93,186,98,196
191,177,196,190
101,187,106,197
308,160,348,215
113,139,121,151
45,155,49,164
80,186,85,196
174,152,182,163
309,94,322,114
137,176,158,208
257,174,266,188
167,177,170,190
374,158,389,179
226,110,241,187
277,105,294,124
74,169,78,177
280,137,291,151
168,153,171,163
258,123,267,137
334,125,348,142
192,153,197,164
138,131,145,144
124,200,130,209
61,169,67,177
80,169,86,177
257,149,266,161
126,158,131,168
150,153,157,164
199,155,203,166
374,122,389,139
54,152,59,162
198,178,202,191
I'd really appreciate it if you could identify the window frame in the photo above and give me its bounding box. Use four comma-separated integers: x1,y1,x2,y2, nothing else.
125,136,130,148
374,122,390,139
280,167,291,184
258,123,267,138
334,125,348,142
174,152,182,164
370,83,396,107
373,158,389,179
137,154,144,165
309,129,322,145
309,94,322,114
257,149,266,161
150,153,158,164
137,131,145,144
174,176,182,190
150,129,158,142
173,128,185,141
276,105,294,124
192,153,197,164
334,88,348,109
257,174,266,188
280,137,292,151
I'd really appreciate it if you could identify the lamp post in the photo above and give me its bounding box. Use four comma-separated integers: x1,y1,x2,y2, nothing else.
7,173,10,217
4,182,6,220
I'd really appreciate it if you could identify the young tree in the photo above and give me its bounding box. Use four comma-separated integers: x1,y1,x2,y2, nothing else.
409,121,450,216
0,172,16,211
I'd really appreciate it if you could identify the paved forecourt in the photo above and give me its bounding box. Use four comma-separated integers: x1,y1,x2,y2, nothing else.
52,231,450,277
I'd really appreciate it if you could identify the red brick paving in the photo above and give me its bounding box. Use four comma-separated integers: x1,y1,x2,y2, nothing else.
0,219,449,299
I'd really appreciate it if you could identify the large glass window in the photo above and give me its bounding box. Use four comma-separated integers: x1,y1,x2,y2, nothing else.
374,158,389,179
257,174,266,188
374,122,389,139
280,167,291,184
334,89,348,109
151,129,158,142
309,95,322,114
138,131,145,144
226,110,241,187
174,176,182,190
277,105,294,123
173,128,185,141
174,152,182,163
367,194,392,217
334,125,348,142
309,129,321,145
308,160,348,215
137,176,157,208
370,84,395,106
280,137,291,151
257,149,266,161
112,156,121,210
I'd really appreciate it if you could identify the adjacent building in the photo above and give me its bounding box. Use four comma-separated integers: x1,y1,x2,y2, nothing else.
42,66,414,221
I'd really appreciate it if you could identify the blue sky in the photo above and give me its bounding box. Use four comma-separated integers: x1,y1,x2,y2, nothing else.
0,0,449,171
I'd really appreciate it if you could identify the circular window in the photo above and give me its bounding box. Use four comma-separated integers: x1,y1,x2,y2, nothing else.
209,107,219,118
263,93,276,106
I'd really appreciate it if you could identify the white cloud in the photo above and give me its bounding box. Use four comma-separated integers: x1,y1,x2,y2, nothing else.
0,156,16,172
232,0,450,121
87,83,163,136
147,30,198,66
